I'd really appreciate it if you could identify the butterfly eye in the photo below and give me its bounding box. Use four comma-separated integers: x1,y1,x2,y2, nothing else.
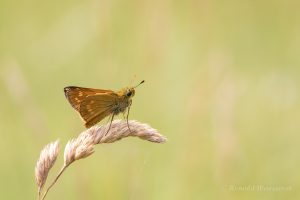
126,91,132,97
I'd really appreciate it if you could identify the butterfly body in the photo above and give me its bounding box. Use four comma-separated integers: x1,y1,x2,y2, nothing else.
109,88,134,115
64,82,143,129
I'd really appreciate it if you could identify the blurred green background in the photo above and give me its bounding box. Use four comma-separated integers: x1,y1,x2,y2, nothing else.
0,0,299,199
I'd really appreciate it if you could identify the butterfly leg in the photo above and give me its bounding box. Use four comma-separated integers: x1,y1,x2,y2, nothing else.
126,102,132,134
105,113,115,136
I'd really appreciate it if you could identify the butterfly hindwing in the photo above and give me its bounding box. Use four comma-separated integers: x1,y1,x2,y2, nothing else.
79,93,118,128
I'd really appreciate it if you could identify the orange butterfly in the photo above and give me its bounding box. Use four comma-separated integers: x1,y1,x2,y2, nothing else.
64,80,144,133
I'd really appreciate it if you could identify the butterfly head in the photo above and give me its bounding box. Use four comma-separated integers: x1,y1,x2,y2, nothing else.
125,88,135,98
122,80,144,99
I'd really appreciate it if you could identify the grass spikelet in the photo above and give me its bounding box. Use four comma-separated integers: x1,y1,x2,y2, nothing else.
37,120,166,200
35,140,59,199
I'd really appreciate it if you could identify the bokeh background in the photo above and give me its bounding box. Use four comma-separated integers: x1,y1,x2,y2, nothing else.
0,0,299,199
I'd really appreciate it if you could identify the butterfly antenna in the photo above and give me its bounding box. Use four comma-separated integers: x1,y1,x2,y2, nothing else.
133,80,145,89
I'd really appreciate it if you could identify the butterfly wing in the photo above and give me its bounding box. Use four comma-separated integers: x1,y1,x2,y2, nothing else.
64,86,113,111
79,93,118,128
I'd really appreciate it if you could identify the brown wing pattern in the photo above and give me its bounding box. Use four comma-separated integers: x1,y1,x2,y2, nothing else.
64,86,113,111
83,108,114,128
79,93,118,128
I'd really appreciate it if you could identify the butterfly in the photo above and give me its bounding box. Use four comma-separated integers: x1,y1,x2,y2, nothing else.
64,80,144,134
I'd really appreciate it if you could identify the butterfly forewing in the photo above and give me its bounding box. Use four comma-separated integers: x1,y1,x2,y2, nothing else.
64,86,113,111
